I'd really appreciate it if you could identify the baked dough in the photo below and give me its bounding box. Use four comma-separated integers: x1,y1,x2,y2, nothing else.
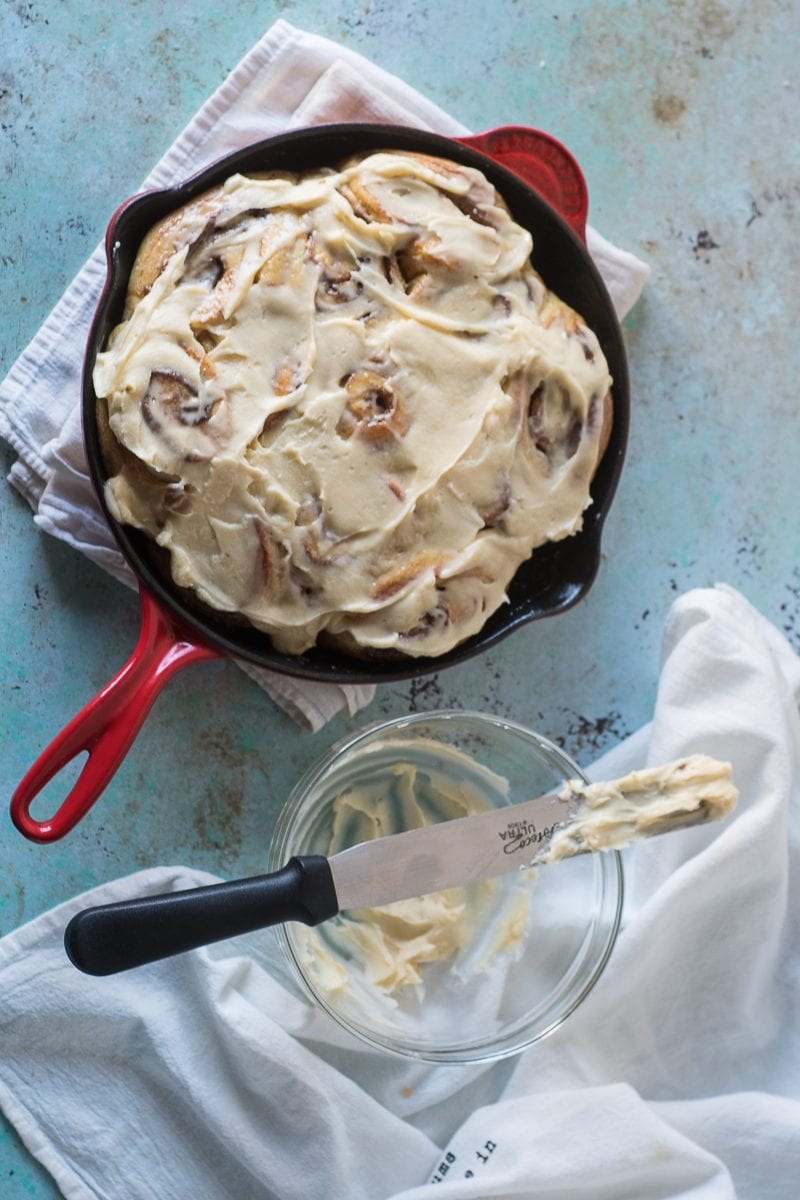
94,150,613,657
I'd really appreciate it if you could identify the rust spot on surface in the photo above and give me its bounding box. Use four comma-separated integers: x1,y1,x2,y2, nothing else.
188,727,249,861
697,0,737,39
652,93,687,125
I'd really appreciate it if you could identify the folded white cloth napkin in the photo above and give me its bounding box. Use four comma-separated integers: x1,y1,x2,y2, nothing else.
1,583,797,1199
0,19,649,732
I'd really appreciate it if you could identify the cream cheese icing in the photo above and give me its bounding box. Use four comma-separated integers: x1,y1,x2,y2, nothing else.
539,754,738,863
293,744,534,998
294,752,736,1003
94,150,612,657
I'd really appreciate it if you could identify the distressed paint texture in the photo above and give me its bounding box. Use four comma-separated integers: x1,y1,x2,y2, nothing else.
1,1,799,1193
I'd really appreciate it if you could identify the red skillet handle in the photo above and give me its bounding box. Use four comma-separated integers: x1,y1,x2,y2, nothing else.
11,588,221,843
457,126,588,243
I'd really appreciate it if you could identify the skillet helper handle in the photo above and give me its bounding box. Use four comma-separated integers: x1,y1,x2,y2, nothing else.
10,587,220,844
64,856,338,976
457,125,589,243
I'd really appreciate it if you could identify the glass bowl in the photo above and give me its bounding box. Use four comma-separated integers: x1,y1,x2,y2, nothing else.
269,710,623,1063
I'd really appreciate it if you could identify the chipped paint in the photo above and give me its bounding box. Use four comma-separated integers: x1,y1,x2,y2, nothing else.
652,92,687,124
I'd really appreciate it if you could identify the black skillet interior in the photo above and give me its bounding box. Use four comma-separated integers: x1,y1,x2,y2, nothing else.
83,123,630,684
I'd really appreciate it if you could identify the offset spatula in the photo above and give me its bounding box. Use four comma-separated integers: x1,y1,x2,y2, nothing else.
64,754,736,977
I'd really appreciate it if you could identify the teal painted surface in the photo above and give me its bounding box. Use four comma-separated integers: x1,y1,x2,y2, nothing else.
1,1,798,1194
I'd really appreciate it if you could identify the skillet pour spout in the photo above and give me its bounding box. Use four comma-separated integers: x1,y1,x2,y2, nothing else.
10,123,629,842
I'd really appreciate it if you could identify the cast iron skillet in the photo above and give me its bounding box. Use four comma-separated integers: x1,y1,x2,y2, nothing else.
11,124,629,842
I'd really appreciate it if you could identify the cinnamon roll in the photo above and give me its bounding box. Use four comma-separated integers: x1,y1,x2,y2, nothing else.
93,150,613,658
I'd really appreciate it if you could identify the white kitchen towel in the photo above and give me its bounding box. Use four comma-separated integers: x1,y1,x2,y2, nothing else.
1,583,797,1200
0,19,649,732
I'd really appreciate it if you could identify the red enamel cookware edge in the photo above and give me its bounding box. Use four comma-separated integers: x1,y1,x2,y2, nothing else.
10,124,595,843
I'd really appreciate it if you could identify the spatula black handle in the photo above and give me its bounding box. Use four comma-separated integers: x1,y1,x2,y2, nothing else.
64,855,337,976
